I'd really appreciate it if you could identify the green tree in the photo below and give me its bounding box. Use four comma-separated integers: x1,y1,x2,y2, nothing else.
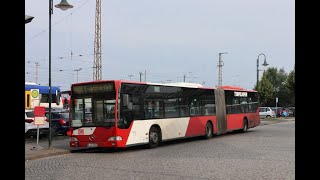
257,74,274,106
264,67,287,93
263,67,288,106
286,65,295,106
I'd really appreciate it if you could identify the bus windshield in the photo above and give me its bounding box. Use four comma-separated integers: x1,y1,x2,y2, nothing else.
70,82,116,128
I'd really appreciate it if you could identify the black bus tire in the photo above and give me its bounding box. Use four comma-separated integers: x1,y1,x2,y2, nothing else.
205,122,213,139
148,126,161,148
241,119,248,133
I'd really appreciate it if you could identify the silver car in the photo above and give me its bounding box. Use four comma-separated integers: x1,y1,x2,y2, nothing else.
25,109,49,136
259,107,276,119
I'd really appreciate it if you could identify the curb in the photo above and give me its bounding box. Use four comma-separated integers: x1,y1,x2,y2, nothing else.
260,117,294,126
261,118,295,122
25,149,70,161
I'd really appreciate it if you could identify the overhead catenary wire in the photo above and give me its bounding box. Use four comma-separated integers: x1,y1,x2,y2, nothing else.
25,0,91,44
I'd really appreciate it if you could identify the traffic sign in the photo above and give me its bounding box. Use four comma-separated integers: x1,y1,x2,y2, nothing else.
31,89,39,99
34,106,45,125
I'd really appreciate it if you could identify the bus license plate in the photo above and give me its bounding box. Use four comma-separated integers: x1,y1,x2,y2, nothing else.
87,143,98,148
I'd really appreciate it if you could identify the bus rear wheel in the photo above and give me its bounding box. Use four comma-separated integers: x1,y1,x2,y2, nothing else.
241,119,248,133
204,122,213,139
148,126,161,148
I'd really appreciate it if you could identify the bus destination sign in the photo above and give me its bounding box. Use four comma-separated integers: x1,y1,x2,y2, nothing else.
72,83,114,95
234,91,247,97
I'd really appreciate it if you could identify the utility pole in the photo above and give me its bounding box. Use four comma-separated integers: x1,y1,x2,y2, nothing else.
35,62,40,84
27,61,40,84
93,0,102,81
139,72,143,82
128,75,133,80
144,70,146,82
183,74,186,82
74,68,82,82
218,52,228,86
188,72,192,83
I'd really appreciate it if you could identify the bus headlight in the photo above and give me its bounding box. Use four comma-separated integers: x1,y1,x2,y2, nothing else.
108,136,122,141
71,137,78,142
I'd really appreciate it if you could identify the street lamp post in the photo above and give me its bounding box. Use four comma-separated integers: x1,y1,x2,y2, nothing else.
74,68,82,82
256,53,269,88
48,0,73,149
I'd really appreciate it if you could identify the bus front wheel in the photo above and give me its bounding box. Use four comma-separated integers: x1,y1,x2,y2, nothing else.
148,126,161,148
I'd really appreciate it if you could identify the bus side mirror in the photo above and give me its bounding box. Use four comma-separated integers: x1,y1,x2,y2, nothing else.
56,91,61,105
122,94,129,107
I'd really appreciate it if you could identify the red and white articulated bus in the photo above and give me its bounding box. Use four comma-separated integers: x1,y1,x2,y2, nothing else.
68,80,260,149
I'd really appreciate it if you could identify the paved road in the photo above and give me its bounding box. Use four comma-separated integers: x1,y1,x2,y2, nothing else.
25,121,295,180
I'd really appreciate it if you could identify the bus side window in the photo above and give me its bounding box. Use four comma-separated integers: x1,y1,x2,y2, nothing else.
190,98,200,116
144,101,151,119
190,107,195,116
178,97,188,117
232,97,240,114
240,97,248,113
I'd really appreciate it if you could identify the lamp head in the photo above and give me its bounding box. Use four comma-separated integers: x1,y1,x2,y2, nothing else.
262,59,269,67
55,0,74,11
25,15,34,24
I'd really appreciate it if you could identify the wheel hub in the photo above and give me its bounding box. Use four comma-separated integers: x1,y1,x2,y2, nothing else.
206,125,212,136
150,132,158,143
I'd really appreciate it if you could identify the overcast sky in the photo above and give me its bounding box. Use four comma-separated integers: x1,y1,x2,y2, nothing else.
25,0,295,91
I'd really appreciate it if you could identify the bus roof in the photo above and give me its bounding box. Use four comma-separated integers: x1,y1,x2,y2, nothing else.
71,80,213,89
149,82,207,88
219,85,257,92
71,80,256,92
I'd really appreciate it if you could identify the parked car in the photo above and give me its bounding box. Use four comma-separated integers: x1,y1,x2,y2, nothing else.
259,107,276,119
271,107,284,117
286,107,295,117
280,108,295,117
281,108,289,117
25,109,49,137
45,111,70,135
45,107,67,112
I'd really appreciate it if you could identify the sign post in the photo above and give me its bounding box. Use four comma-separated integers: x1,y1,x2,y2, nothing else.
34,106,45,148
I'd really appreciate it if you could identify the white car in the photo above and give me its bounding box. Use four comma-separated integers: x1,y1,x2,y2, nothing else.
25,109,49,136
259,107,276,119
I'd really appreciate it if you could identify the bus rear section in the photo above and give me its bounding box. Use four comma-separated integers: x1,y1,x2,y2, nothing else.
221,86,260,132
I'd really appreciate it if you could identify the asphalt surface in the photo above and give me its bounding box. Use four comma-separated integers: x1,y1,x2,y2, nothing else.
25,117,295,179
25,117,295,161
